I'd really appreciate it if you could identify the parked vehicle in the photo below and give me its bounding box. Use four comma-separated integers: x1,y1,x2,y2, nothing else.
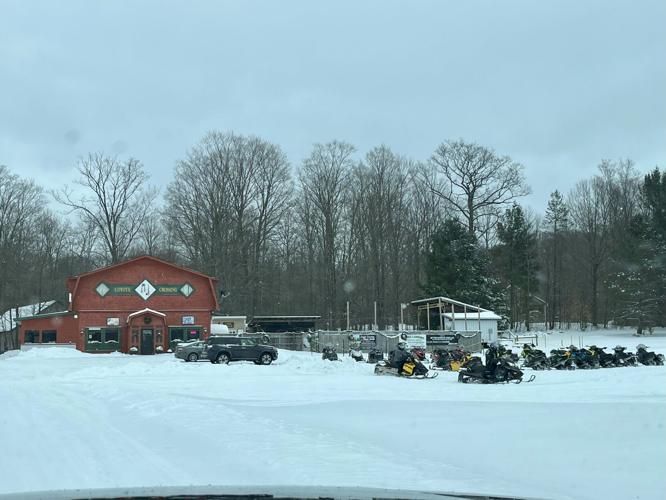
549,348,575,370
367,348,384,363
636,344,665,366
612,346,638,367
349,344,365,362
207,337,278,365
374,351,436,379
430,347,469,371
175,335,248,362
458,355,533,384
175,341,210,362
521,344,550,370
322,344,339,361
587,345,615,368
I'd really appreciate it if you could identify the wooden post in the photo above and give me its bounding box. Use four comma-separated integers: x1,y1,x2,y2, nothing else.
374,301,377,330
426,304,431,331
438,298,443,331
400,304,404,330
346,301,350,331
478,306,481,340
451,303,456,331
464,304,468,333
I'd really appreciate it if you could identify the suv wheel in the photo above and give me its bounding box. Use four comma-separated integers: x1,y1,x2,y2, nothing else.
259,353,273,365
216,352,230,364
187,353,199,362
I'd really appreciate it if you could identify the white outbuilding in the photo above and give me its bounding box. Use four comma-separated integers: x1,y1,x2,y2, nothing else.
442,310,502,342
410,296,502,343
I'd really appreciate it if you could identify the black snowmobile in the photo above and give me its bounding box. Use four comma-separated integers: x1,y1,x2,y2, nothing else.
587,345,615,368
367,348,384,364
458,355,533,384
497,344,519,363
548,348,575,370
636,344,665,366
430,349,454,370
612,346,638,367
374,346,437,379
458,345,534,384
321,344,339,361
521,344,550,370
569,346,599,369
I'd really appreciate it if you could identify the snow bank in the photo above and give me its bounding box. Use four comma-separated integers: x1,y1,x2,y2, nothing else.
0,331,664,500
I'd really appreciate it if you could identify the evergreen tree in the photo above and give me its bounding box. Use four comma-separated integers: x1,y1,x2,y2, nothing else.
496,204,538,329
544,190,569,329
424,218,501,309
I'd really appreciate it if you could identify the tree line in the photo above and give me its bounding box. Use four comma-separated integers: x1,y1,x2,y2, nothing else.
1,133,664,331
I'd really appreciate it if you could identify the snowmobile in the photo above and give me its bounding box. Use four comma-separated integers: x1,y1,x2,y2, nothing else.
569,346,598,369
612,346,638,367
367,348,384,364
349,346,365,362
457,355,533,384
636,344,665,366
520,344,550,370
497,344,519,363
321,344,339,361
548,348,575,370
430,349,453,370
587,345,615,368
430,347,470,371
374,351,437,379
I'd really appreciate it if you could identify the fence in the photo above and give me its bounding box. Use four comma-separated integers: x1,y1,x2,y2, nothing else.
258,330,483,355
0,330,19,355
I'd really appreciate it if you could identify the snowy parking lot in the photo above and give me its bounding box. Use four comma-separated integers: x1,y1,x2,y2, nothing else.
1,330,665,500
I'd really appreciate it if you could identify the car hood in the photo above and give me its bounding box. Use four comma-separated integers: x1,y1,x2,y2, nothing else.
0,485,547,500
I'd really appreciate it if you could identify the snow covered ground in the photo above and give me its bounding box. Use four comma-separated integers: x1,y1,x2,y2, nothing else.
1,329,665,500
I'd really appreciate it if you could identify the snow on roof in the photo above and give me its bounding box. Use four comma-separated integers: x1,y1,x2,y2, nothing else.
442,311,501,320
126,308,167,323
0,300,57,332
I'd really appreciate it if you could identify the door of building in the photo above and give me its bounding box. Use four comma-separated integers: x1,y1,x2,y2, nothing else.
140,328,154,355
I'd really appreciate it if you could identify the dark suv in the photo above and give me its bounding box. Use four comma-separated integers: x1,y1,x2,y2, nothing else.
207,337,278,365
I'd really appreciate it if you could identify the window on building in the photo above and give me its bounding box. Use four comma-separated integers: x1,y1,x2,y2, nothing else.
103,328,119,343
41,330,57,343
25,330,39,343
170,328,185,342
187,329,201,340
88,329,102,342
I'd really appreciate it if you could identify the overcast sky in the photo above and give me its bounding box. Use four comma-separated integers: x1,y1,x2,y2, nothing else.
1,0,664,211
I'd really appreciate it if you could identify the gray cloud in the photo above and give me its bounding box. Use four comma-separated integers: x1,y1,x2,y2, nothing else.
0,0,664,211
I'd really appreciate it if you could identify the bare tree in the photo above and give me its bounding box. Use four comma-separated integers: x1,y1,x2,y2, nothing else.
429,140,529,234
165,132,292,315
568,178,611,326
139,209,165,257
0,165,45,312
299,141,355,328
54,153,153,264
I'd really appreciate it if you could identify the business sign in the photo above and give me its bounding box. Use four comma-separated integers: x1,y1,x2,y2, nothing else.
359,334,377,350
106,317,120,326
95,280,195,300
182,315,195,325
426,333,459,347
402,333,426,349
348,333,377,350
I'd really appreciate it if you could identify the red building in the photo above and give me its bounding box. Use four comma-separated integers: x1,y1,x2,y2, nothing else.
17,256,220,354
